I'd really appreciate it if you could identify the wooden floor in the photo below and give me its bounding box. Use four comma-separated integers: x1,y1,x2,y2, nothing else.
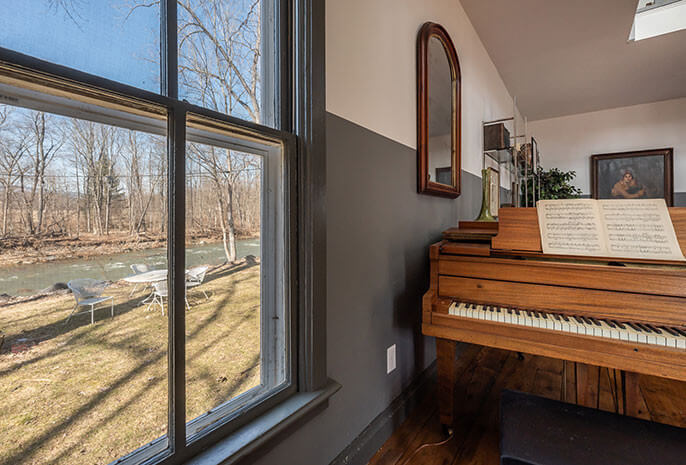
368,344,686,465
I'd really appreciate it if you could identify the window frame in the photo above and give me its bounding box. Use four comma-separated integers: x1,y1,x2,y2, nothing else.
0,0,328,463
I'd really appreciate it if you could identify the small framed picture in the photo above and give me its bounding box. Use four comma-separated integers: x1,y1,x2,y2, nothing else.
591,148,673,206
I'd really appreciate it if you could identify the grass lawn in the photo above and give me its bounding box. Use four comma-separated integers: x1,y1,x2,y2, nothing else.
0,261,261,465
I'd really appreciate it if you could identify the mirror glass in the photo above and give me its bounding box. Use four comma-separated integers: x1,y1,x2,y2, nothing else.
427,36,454,186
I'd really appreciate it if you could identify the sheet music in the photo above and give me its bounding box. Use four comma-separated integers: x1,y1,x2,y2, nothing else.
599,199,685,261
537,199,606,256
537,199,685,261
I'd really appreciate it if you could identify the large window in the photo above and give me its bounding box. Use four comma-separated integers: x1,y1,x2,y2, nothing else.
0,0,317,464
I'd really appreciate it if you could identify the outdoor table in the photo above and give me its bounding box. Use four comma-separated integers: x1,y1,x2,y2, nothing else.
122,269,168,284
123,269,167,304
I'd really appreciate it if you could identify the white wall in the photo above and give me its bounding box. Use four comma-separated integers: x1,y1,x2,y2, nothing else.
529,97,686,194
326,0,518,178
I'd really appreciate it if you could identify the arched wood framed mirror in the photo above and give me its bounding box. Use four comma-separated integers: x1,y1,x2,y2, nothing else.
417,22,461,198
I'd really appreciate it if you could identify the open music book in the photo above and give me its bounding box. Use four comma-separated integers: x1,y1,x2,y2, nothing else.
536,199,685,261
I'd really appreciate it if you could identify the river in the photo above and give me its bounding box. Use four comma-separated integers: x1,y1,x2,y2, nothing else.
0,238,260,296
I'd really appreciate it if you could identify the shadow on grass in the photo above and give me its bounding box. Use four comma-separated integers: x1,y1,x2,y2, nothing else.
3,263,261,465
0,260,257,354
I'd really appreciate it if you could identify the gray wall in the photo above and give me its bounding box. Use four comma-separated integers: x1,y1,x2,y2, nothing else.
252,113,483,465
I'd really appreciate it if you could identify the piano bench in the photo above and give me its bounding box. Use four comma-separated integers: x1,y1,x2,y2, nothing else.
499,389,686,465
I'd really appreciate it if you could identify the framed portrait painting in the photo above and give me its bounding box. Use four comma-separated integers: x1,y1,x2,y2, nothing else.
591,148,673,206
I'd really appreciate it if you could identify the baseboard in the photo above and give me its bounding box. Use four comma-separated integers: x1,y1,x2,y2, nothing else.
329,361,438,465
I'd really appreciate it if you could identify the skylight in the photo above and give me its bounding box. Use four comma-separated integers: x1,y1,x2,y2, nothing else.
630,0,686,41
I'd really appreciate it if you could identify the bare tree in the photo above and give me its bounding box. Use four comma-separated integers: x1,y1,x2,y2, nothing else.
70,120,121,236
0,108,29,236
179,0,262,262
16,112,61,235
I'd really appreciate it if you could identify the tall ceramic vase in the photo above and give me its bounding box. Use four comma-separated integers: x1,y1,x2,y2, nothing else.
475,168,497,222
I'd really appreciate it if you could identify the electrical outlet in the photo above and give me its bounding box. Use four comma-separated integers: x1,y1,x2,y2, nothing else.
387,344,396,374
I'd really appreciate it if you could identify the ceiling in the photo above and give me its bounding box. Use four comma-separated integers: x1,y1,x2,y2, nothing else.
460,0,686,121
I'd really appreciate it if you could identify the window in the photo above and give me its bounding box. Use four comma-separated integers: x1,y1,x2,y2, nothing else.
0,0,161,92
0,1,326,464
630,0,686,41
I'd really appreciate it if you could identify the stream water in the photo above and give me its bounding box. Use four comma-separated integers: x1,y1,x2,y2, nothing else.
0,239,260,296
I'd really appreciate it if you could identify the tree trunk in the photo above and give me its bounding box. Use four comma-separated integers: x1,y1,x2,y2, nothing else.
2,182,9,236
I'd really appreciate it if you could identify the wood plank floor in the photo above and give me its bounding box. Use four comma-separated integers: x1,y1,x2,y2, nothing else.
368,344,686,465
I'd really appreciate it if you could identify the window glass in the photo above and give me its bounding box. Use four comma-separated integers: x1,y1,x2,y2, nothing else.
0,0,160,92
0,103,168,464
184,139,265,431
179,0,271,125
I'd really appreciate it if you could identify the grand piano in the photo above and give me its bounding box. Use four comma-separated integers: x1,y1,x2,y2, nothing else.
422,207,686,428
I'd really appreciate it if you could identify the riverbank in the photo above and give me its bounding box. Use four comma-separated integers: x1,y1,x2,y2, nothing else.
0,231,259,268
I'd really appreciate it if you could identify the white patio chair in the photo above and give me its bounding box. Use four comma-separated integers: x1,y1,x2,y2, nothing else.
129,263,152,296
66,279,114,325
146,281,190,316
185,265,210,300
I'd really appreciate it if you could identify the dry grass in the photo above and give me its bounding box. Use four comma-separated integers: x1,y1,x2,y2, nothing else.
0,262,261,465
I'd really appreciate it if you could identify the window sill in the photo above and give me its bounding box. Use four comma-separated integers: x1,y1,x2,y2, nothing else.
186,379,341,465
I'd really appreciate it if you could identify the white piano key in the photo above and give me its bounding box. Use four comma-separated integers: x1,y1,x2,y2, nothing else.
552,315,562,331
475,305,485,320
624,324,641,343
530,312,541,328
635,326,648,344
597,320,614,339
547,315,558,331
614,322,630,341
466,304,474,318
571,317,586,336
562,317,576,333
454,302,464,317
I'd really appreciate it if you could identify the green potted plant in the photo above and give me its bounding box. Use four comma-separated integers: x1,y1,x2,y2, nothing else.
523,167,582,205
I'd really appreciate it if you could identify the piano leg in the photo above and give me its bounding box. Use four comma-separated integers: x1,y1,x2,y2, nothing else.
575,363,601,409
436,338,457,430
622,371,642,417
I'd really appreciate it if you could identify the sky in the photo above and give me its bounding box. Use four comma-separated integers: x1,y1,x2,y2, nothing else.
0,0,160,92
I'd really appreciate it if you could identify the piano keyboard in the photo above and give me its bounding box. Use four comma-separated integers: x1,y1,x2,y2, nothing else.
448,302,686,350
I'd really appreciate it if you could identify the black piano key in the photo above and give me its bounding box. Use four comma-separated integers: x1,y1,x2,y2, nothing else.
541,312,549,319
661,326,680,337
673,327,686,337
580,316,592,325
612,320,626,330
636,323,653,333
514,309,520,315
605,320,616,329
496,307,501,313
552,314,561,321
627,322,643,332
561,315,570,322
646,324,662,334
590,318,602,327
